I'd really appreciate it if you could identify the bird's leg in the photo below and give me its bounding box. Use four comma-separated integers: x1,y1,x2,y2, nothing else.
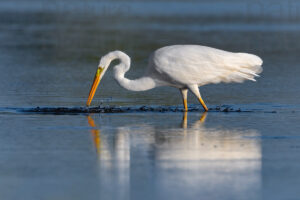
180,88,188,111
198,96,208,111
187,85,208,111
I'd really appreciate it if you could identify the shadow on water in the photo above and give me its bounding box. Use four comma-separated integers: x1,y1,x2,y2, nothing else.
86,113,262,200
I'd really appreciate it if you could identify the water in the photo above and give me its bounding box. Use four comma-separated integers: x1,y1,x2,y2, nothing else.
0,0,300,199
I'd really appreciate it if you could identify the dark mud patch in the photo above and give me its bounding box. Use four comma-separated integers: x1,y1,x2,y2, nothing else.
0,104,279,115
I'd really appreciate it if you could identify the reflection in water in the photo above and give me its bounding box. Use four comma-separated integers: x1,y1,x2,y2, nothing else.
181,111,207,128
88,115,130,200
87,116,101,154
87,114,261,200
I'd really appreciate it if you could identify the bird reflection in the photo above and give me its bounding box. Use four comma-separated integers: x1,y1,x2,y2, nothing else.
181,111,207,128
157,112,261,161
87,113,261,199
87,115,101,154
87,115,130,200
87,112,261,162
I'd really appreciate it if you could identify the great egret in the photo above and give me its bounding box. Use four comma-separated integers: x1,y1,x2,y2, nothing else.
86,45,263,111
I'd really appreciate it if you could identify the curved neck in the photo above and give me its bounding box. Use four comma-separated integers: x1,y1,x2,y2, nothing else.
103,51,156,91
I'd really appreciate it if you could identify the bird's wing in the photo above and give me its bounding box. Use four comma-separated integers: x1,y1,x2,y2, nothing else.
152,45,263,86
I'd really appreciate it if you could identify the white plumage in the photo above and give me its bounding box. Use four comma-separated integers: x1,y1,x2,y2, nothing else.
86,45,263,111
150,45,262,85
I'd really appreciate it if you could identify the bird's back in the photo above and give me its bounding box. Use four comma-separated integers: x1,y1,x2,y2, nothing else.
149,45,263,86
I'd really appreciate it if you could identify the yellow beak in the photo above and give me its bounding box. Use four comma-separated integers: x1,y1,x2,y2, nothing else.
86,67,104,106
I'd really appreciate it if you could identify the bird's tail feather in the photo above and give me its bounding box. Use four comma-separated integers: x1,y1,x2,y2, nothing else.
222,53,263,83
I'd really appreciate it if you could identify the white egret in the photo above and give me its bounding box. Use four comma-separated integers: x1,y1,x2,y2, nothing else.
86,45,263,111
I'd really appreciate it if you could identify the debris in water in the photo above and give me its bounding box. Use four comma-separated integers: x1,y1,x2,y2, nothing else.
0,104,280,115
13,105,261,114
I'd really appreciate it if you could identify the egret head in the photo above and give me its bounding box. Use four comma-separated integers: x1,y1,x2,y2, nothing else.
86,51,130,106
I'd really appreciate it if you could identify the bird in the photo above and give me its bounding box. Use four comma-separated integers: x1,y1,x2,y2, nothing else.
86,45,263,111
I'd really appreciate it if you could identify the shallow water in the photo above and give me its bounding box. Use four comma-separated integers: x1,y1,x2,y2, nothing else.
1,112,300,200
0,0,300,199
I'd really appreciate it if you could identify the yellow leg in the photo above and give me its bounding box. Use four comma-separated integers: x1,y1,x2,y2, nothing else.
183,99,188,112
180,89,188,112
198,97,208,111
186,85,208,112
